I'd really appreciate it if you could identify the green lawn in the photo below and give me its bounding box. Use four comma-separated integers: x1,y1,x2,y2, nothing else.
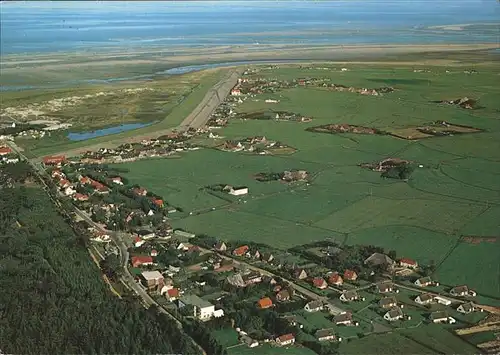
227,343,317,355
435,240,500,297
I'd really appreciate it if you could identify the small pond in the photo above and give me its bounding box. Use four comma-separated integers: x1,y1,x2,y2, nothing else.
67,122,154,141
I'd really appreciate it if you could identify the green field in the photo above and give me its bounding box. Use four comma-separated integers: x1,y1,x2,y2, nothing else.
113,62,500,300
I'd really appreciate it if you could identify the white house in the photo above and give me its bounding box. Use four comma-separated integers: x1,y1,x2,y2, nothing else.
434,296,452,306
228,187,248,196
178,295,224,321
304,300,323,312
430,311,455,324
275,333,295,346
457,302,480,314
383,307,405,322
415,293,434,305
64,186,76,196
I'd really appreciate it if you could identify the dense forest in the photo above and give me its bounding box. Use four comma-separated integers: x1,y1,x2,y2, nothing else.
0,164,200,354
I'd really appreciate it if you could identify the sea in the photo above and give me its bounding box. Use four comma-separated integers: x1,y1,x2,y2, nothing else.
1,0,499,56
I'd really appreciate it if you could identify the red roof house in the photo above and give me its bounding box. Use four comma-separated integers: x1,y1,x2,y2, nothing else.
233,245,249,257
0,146,13,155
59,179,70,188
276,333,295,346
73,193,89,202
313,277,328,290
328,272,344,286
257,297,273,309
131,256,153,267
43,155,66,165
344,269,358,281
399,258,418,269
152,198,164,208
166,288,180,300
80,176,91,184
150,249,158,257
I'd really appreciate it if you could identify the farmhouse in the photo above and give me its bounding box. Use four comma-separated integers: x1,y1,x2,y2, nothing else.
365,253,395,268
111,176,123,185
315,329,339,342
457,302,478,314
230,88,242,96
275,333,295,346
312,277,328,289
384,307,405,322
327,272,343,286
134,236,145,248
415,293,434,305
343,269,358,281
304,300,323,312
257,297,273,309
415,276,434,287
224,185,249,196
379,296,398,309
450,285,476,297
399,258,418,269
430,311,455,324
334,312,357,326
340,290,360,302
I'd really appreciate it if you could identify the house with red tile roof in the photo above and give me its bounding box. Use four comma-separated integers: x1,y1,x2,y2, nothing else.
166,288,180,301
0,146,12,155
131,255,153,267
257,297,273,309
327,272,343,286
150,249,158,257
79,176,91,185
399,258,418,269
59,179,70,188
152,198,164,208
73,193,89,202
233,245,249,257
344,269,358,281
312,277,328,290
134,236,145,248
275,333,295,346
43,155,66,166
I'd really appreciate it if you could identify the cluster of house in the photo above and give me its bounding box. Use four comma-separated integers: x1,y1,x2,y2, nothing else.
77,134,199,165
219,136,290,155
0,145,19,164
232,76,394,97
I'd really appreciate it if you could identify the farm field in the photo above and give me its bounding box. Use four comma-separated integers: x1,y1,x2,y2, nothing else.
435,241,500,298
114,61,499,308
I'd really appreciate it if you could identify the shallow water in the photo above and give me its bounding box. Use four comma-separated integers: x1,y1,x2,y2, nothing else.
1,0,499,55
67,122,154,141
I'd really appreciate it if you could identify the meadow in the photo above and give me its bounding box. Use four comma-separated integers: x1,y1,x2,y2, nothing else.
105,59,500,305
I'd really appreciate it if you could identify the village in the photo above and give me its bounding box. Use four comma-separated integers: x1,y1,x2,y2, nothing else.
38,150,490,352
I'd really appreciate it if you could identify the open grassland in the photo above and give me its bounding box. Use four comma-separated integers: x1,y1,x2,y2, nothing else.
113,60,498,304
435,241,500,297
